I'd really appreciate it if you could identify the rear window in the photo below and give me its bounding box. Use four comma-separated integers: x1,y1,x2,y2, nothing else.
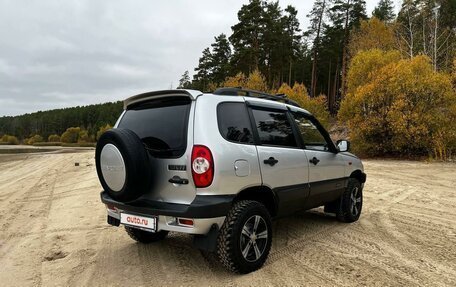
251,109,297,148
217,102,254,144
118,97,191,158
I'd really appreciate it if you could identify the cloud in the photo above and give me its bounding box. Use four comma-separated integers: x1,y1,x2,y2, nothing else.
0,0,383,116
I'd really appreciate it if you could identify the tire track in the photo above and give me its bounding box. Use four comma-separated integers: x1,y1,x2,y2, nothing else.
2,153,456,286
4,225,109,239
357,210,456,284
320,235,425,286
268,221,341,264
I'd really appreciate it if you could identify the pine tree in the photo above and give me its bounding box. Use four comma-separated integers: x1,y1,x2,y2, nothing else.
318,24,344,113
229,0,303,89
372,0,395,22
349,17,396,57
209,34,232,85
178,70,192,89
439,0,456,70
282,5,302,86
193,48,212,91
262,1,284,87
439,0,456,29
293,40,312,88
229,0,264,75
306,0,327,97
328,0,367,100
328,0,367,30
0,102,122,141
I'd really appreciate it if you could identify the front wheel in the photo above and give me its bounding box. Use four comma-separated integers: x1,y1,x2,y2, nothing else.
336,178,363,223
217,200,272,274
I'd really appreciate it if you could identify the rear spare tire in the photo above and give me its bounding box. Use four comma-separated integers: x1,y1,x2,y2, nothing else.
96,128,151,202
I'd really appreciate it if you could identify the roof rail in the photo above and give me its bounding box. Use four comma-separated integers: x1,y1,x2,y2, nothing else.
213,87,300,107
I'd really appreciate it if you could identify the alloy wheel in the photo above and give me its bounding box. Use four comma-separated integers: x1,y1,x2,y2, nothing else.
350,186,362,216
240,215,268,262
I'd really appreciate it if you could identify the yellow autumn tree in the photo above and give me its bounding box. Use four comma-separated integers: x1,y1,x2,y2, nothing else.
222,72,246,88
221,71,329,128
277,83,330,127
206,82,220,92
346,49,401,95
48,134,61,142
78,129,90,143
340,53,456,159
244,69,268,91
61,127,80,143
96,124,112,140
26,134,44,145
222,70,268,92
452,58,456,90
349,17,396,57
7,136,19,145
0,134,19,145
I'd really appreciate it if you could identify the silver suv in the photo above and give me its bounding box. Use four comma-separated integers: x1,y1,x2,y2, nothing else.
96,87,366,273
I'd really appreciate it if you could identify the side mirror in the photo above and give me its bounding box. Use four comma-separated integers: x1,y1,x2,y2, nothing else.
337,140,350,152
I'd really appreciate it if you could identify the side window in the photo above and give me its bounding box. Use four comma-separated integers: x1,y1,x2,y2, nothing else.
217,102,254,144
251,109,297,148
292,112,329,151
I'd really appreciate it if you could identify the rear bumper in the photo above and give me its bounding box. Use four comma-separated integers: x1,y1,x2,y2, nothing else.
100,191,234,218
100,191,234,234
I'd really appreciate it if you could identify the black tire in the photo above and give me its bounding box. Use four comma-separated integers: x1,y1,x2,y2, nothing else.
217,200,272,274
125,226,169,243
96,128,151,202
336,178,363,223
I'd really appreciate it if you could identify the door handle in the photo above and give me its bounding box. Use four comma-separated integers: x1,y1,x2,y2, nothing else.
264,157,279,166
309,157,320,165
169,176,189,185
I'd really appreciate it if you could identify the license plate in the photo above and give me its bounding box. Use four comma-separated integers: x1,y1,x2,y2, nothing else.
120,213,156,231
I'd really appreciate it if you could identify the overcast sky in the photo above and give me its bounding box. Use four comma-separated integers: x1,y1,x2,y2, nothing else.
0,0,400,116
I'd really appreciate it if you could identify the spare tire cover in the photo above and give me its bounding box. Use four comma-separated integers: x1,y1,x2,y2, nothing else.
96,128,151,202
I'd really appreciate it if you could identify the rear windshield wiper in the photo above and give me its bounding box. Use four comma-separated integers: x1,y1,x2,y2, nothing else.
143,144,181,153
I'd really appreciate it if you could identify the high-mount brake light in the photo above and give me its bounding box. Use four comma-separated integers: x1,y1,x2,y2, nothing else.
191,145,214,188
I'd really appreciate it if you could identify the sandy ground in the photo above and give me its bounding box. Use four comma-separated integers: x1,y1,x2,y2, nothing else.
0,151,455,287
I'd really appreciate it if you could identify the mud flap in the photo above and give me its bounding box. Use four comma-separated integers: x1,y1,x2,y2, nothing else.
192,224,219,252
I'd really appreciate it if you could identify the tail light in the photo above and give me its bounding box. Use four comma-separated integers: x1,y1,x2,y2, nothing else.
106,204,116,211
191,145,214,188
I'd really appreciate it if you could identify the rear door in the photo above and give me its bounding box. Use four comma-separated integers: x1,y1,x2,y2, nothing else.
290,112,346,208
248,104,310,214
117,96,196,204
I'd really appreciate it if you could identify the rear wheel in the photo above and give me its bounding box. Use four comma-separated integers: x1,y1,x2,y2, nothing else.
336,178,363,223
217,200,272,274
125,226,168,243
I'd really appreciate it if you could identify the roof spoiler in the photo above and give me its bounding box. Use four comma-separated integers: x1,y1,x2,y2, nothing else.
124,89,202,109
